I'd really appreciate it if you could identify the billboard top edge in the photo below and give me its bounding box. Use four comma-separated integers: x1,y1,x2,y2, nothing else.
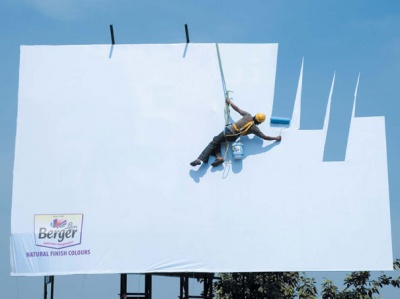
19,42,279,48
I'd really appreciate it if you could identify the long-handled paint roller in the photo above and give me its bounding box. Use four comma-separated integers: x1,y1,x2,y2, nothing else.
270,116,291,134
270,116,291,125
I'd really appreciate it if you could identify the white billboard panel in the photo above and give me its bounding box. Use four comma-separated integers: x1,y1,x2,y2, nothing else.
10,44,392,276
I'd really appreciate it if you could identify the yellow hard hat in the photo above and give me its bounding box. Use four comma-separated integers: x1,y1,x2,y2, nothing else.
255,113,266,123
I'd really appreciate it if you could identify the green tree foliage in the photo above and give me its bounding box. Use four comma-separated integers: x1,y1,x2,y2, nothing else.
215,259,400,299
214,272,317,299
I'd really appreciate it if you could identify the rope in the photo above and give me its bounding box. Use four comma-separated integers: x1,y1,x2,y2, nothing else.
216,44,232,126
79,274,86,299
216,44,233,169
16,276,20,299
138,274,141,294
192,272,195,297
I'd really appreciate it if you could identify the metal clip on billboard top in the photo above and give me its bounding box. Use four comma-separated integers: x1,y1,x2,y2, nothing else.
184,24,190,43
109,24,116,45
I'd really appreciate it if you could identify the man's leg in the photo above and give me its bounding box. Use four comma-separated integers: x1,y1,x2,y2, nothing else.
210,134,238,166
190,131,225,166
210,131,234,167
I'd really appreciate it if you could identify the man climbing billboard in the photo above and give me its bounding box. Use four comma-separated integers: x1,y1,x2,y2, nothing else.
190,98,281,167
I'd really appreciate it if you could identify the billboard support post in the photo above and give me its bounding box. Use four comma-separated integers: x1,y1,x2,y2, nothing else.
43,276,54,299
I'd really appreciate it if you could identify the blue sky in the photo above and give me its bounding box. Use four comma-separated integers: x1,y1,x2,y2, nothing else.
1,1,400,298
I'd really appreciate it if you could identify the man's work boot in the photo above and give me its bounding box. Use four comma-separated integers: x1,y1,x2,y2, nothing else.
211,158,224,167
190,159,202,167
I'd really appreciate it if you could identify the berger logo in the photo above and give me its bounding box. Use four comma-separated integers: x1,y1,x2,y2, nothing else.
34,214,84,249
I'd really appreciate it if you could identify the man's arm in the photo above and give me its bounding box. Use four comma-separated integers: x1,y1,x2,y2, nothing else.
250,119,282,142
225,98,242,114
263,135,281,142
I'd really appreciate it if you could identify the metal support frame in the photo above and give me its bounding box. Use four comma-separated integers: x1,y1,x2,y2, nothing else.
180,274,188,299
119,273,216,299
202,274,214,299
43,276,54,299
119,273,152,299
178,273,215,299
40,272,217,298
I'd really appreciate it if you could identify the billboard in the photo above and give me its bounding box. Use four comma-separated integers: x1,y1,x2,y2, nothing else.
10,44,392,276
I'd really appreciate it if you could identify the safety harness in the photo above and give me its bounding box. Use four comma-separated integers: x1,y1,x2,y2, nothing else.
232,121,254,136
